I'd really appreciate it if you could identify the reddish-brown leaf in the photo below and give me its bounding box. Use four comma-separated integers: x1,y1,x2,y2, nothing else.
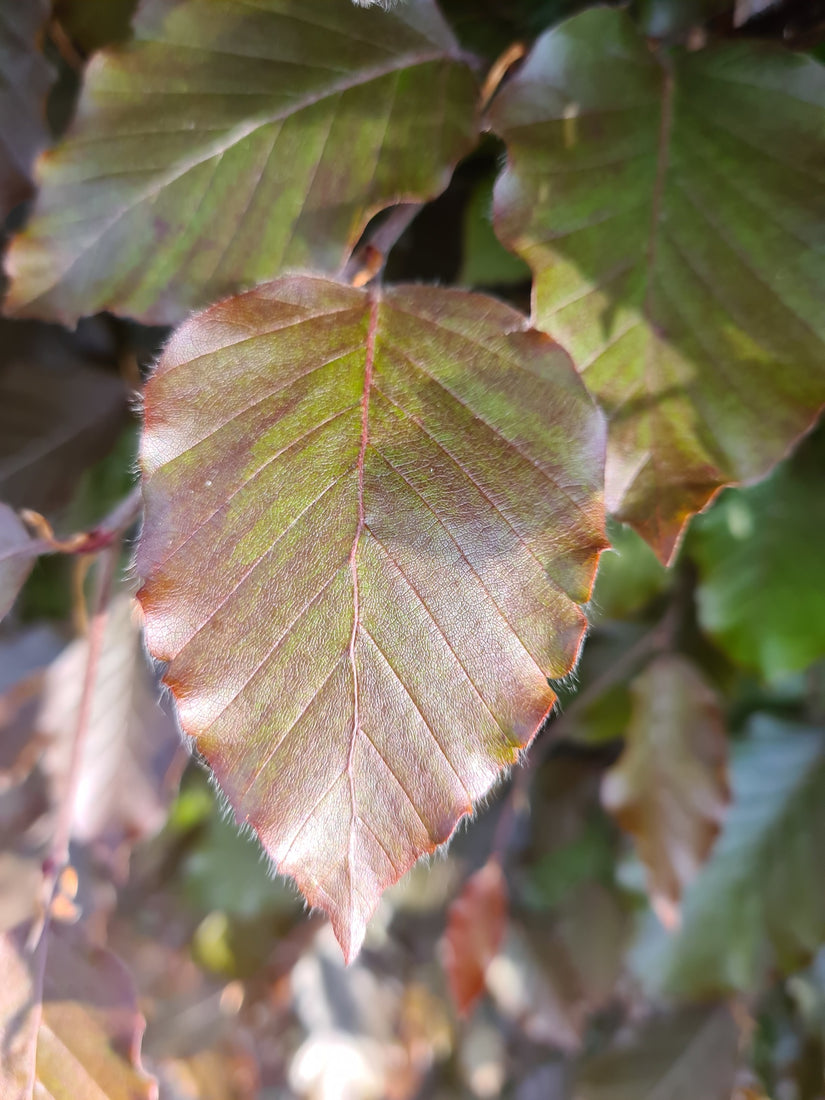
443,859,508,1015
602,655,729,920
136,275,606,959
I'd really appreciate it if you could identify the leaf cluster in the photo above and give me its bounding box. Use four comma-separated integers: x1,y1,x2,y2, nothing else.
0,0,824,1097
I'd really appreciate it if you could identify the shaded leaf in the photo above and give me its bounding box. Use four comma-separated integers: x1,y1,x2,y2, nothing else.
574,1005,740,1100
53,0,137,55
590,519,669,623
37,593,181,857
0,1,53,221
6,0,479,325
440,0,590,59
0,505,45,622
136,274,607,959
443,859,507,1015
634,718,825,997
458,177,531,289
690,425,825,680
602,654,728,917
488,9,825,560
0,320,128,514
634,0,733,39
0,923,157,1100
490,883,629,1049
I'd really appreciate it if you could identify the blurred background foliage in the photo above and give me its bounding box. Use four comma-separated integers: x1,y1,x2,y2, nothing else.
1,0,825,1097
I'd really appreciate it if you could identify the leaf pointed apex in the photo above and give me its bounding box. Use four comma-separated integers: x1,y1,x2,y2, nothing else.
138,275,606,958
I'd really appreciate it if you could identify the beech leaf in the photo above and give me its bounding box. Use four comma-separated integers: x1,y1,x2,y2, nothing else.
488,9,825,560
634,718,825,997
443,859,507,1015
690,426,825,680
0,505,44,622
0,321,128,515
0,1,53,220
6,0,479,326
601,654,729,919
0,924,157,1100
136,274,607,959
37,593,182,855
574,1005,740,1100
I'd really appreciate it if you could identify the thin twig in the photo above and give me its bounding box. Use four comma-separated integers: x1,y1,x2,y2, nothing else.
20,482,143,557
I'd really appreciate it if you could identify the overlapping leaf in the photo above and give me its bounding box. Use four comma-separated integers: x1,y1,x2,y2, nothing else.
0,320,128,514
443,859,507,1014
488,9,825,560
5,0,479,326
690,425,825,680
602,655,728,917
136,274,607,958
38,593,181,855
0,924,156,1100
634,718,825,997
574,1006,740,1100
0,505,45,622
0,1,53,221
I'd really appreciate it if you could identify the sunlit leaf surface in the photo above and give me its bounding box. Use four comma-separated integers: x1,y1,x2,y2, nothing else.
488,9,825,559
137,274,606,958
6,0,479,325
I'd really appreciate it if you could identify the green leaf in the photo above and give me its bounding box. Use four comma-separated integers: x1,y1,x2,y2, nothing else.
633,718,825,997
590,518,668,622
689,426,825,680
575,1006,740,1100
487,9,825,561
53,0,137,54
136,274,607,959
0,924,156,1100
0,1,53,221
602,654,729,917
458,177,531,289
6,0,479,326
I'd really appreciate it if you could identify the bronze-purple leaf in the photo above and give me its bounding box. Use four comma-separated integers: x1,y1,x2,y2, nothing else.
6,0,479,326
0,1,53,221
488,9,825,561
0,924,157,1100
136,275,606,959
443,859,508,1015
0,505,45,622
